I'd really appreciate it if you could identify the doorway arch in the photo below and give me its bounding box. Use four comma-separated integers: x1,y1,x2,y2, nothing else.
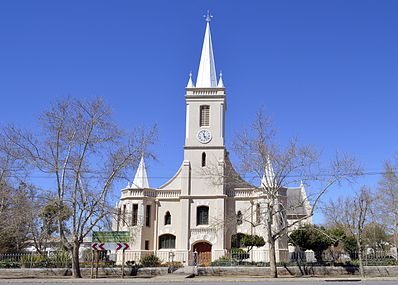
193,241,212,265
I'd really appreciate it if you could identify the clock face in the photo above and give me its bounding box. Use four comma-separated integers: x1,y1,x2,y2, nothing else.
197,129,212,144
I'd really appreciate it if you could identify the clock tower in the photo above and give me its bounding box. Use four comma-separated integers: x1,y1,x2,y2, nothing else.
183,13,226,196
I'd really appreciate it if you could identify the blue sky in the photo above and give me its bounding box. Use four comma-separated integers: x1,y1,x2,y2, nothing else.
1,1,398,223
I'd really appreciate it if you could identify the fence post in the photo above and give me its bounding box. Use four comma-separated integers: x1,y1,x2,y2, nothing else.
121,249,125,279
90,250,94,279
95,251,99,279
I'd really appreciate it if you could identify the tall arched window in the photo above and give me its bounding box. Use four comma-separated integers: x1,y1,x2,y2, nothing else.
164,211,171,225
159,234,176,249
201,152,206,167
197,206,209,225
200,105,210,127
236,210,243,225
256,203,261,224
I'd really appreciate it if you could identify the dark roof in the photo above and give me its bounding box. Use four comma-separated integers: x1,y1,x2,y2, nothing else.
286,187,309,216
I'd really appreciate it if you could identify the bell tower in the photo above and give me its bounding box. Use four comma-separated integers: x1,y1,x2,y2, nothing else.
184,12,226,196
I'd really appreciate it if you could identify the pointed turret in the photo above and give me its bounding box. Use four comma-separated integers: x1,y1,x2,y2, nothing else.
186,71,194,88
196,11,217,88
261,156,275,188
217,72,224,87
131,156,150,189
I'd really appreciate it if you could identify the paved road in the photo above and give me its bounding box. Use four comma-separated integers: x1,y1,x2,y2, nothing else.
0,277,397,285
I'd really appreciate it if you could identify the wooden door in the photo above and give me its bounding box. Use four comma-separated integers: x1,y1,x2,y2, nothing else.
193,242,212,265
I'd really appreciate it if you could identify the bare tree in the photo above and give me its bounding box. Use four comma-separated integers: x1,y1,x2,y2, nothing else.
1,97,156,277
376,158,398,259
0,133,34,253
0,182,34,253
211,110,361,278
323,187,374,277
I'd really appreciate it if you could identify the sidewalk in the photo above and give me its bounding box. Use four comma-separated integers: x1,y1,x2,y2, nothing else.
1,275,398,283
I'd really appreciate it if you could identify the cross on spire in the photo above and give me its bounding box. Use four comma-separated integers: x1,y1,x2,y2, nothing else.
196,11,217,87
205,10,213,22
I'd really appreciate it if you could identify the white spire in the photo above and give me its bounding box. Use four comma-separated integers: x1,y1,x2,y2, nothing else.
186,71,194,88
261,155,275,188
196,11,217,88
217,71,224,87
131,156,149,189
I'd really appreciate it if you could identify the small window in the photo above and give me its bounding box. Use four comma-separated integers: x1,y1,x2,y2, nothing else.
146,205,151,227
132,204,138,226
237,210,243,225
164,211,171,225
145,240,149,250
159,234,176,249
122,204,127,226
200,105,210,127
201,152,206,167
197,206,209,225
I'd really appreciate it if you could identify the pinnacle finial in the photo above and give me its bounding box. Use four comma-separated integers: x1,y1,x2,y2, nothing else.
131,155,150,189
205,10,213,22
186,71,194,88
217,71,224,87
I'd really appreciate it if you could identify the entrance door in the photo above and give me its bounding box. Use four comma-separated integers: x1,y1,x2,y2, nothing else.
193,242,212,265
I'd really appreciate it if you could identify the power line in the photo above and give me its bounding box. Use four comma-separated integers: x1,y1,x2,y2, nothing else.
1,170,396,180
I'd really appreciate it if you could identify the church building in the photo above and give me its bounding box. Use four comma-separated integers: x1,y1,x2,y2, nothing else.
114,15,311,265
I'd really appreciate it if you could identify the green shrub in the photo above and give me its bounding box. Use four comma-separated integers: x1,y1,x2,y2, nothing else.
21,255,45,268
210,255,237,266
49,251,71,268
160,261,183,268
0,261,20,268
231,248,250,260
139,254,161,267
20,252,72,268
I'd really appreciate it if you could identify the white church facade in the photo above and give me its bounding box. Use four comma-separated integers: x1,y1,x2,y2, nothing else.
114,15,312,265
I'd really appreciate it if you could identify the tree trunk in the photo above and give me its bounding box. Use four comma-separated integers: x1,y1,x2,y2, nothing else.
314,250,323,264
72,242,82,278
356,239,364,278
266,205,278,278
269,237,278,278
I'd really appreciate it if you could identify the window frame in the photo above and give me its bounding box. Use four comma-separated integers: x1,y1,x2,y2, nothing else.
159,234,176,249
197,206,209,225
145,205,151,227
132,204,138,226
237,210,243,225
200,105,210,127
164,211,171,225
201,152,206,167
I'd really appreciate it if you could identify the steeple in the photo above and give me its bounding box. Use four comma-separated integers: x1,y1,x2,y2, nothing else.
261,156,275,188
131,156,149,189
196,11,217,88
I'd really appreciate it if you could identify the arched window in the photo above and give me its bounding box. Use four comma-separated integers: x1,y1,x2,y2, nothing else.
201,152,206,167
256,203,261,224
164,211,171,225
159,234,176,249
200,105,210,127
236,210,243,225
197,206,209,225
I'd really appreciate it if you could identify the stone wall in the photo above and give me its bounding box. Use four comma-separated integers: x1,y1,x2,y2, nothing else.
1,266,398,278
0,267,168,278
193,266,398,277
